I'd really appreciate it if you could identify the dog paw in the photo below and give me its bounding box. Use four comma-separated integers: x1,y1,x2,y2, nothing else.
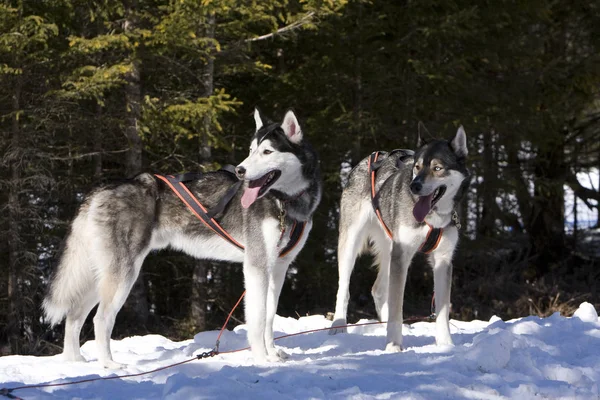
254,354,285,364
267,348,289,360
266,353,287,363
328,319,348,335
63,353,86,363
385,343,403,353
101,360,126,369
253,349,287,364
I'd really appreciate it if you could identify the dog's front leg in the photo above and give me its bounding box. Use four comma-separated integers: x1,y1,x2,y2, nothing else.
432,259,453,346
385,242,413,352
264,260,290,361
243,258,270,362
243,217,282,363
371,235,393,322
429,228,458,346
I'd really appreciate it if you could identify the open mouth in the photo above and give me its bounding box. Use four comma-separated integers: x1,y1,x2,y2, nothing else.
241,170,281,208
431,185,446,206
413,185,447,223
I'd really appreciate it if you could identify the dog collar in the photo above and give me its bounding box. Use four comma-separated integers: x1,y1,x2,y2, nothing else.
419,224,443,254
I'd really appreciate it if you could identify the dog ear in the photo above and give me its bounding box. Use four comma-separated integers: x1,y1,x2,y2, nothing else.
254,107,264,132
417,121,433,147
451,125,468,158
282,110,303,144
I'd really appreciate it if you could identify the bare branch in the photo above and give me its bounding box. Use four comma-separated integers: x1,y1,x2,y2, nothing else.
566,172,600,210
48,148,130,161
245,12,315,43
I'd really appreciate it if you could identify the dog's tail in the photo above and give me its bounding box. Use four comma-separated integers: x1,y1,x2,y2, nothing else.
43,286,71,326
359,235,387,271
43,214,95,326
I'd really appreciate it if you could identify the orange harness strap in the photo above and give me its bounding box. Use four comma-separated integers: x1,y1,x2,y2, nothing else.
368,152,394,239
367,151,443,254
155,173,306,258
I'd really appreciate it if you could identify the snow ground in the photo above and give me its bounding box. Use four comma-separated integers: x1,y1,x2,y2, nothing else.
1,302,600,400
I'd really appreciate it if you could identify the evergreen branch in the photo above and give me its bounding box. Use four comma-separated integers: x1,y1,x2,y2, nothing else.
245,12,315,42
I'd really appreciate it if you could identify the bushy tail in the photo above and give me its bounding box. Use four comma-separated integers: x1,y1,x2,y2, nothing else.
43,215,95,326
42,287,71,326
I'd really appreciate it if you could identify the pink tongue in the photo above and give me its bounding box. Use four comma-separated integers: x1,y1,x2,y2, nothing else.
241,175,270,209
413,193,434,222
241,187,261,208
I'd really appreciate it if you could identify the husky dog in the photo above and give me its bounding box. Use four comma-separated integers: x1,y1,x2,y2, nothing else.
43,109,321,367
329,126,469,351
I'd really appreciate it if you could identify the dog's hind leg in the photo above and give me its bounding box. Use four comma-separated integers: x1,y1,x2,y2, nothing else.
63,293,99,362
330,206,371,335
93,261,141,369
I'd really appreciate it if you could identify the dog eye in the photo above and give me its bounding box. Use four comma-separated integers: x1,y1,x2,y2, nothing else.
414,164,421,170
263,149,272,155
434,166,443,171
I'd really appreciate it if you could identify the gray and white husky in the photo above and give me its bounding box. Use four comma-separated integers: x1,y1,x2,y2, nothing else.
43,109,321,367
330,126,469,351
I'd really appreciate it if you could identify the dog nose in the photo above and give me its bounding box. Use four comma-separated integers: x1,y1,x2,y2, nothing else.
410,181,422,194
235,166,246,179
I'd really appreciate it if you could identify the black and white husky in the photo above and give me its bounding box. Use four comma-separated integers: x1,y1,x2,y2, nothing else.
43,109,321,367
330,126,469,351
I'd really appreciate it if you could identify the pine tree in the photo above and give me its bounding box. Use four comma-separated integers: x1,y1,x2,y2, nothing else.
0,1,59,353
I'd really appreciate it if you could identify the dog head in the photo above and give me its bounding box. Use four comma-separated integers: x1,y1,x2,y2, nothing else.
410,125,469,222
236,108,310,209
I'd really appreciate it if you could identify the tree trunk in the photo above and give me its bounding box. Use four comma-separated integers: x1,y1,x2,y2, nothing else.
477,129,496,238
572,190,578,241
529,142,566,275
124,58,142,177
93,101,103,179
190,12,216,333
7,75,22,354
121,0,149,328
505,141,533,230
352,2,363,162
597,147,600,228
198,12,215,163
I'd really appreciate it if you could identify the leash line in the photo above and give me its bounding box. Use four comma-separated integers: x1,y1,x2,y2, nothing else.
1,290,434,399
215,290,246,353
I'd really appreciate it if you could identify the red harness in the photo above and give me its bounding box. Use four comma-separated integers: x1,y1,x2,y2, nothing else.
155,169,306,258
367,151,443,254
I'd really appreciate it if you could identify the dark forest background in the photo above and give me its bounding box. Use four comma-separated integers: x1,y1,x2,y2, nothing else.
1,0,600,356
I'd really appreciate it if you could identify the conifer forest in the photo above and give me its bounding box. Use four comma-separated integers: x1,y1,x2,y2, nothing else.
1,0,599,356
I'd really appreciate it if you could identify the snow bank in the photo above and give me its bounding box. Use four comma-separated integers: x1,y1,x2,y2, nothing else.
1,302,600,399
